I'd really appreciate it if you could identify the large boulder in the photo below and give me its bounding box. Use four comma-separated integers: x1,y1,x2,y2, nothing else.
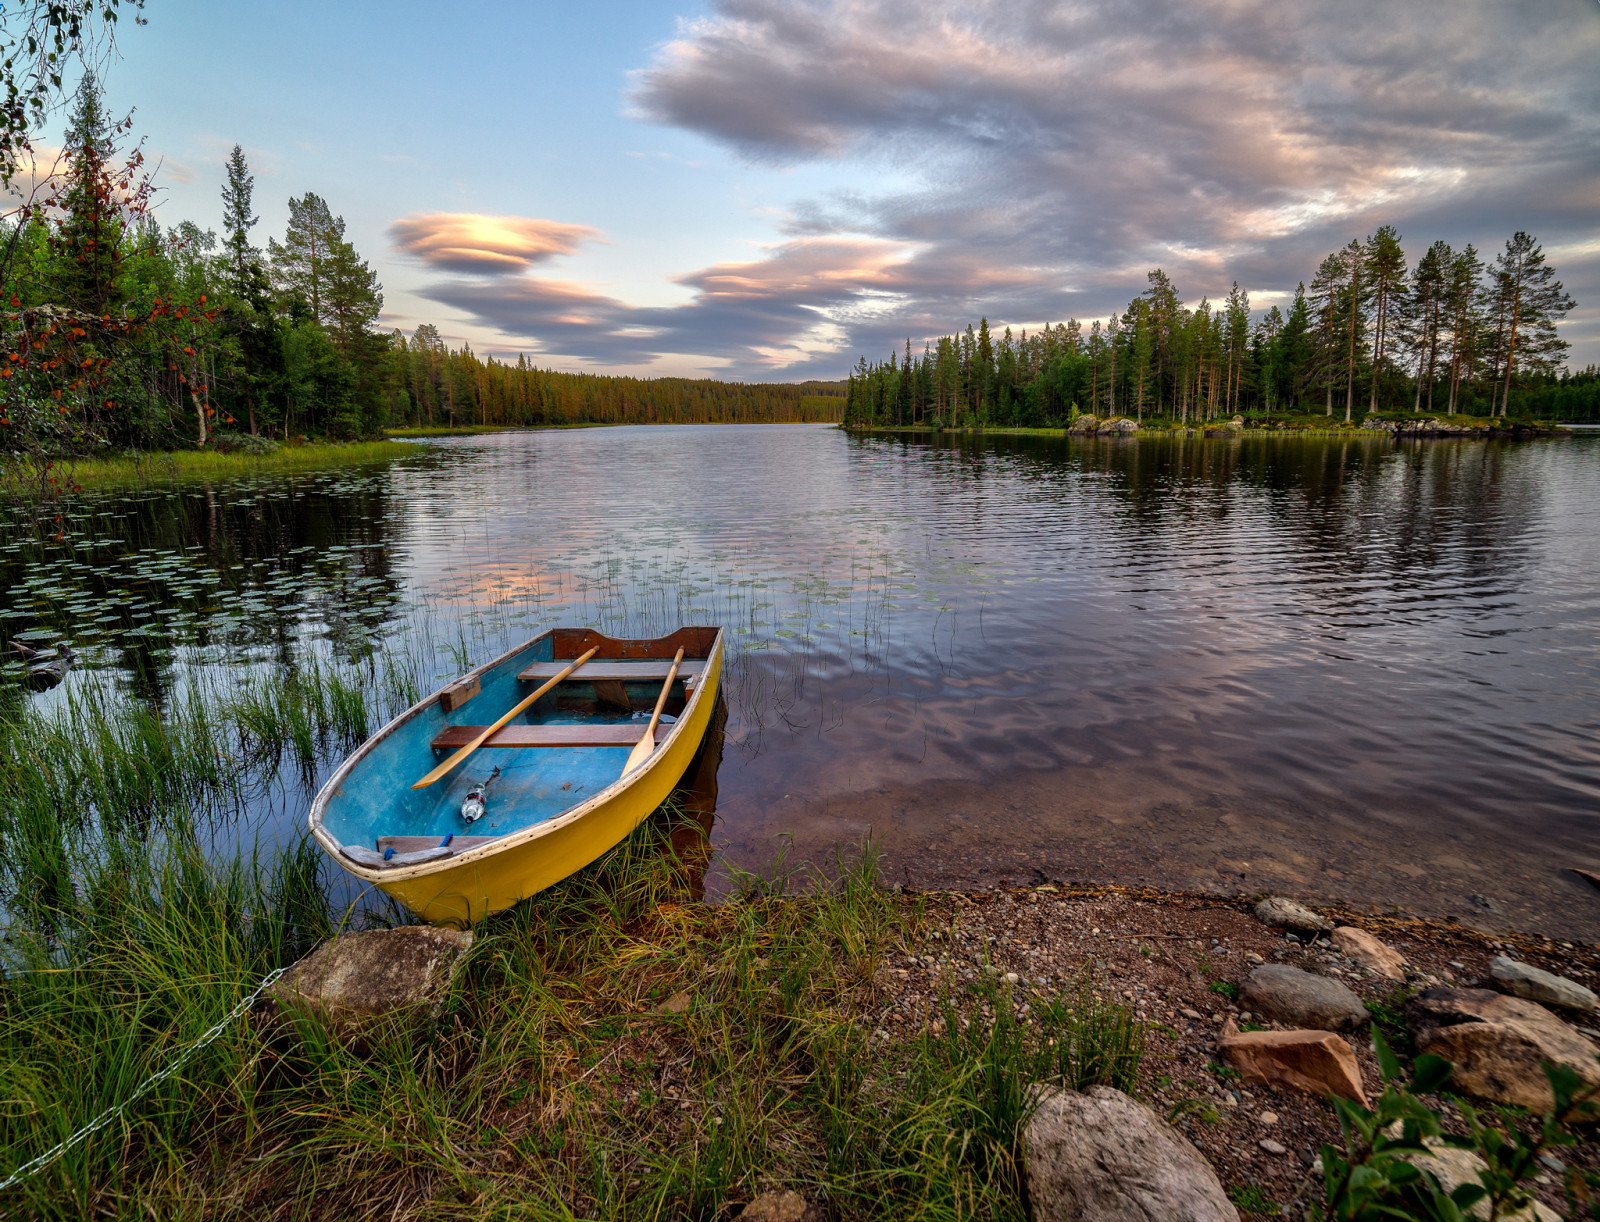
1332,927,1407,980
1024,1085,1238,1221
1381,1125,1561,1221
1217,1020,1367,1104
1242,965,1369,1032
1101,416,1140,434
1067,414,1100,434
1253,896,1333,937
266,926,474,1033
1488,956,1597,1013
1406,987,1600,1110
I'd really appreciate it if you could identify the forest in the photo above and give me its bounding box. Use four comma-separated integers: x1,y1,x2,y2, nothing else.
0,78,843,468
842,228,1597,429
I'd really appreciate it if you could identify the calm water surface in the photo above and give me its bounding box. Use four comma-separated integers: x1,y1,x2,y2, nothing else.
4,426,1598,937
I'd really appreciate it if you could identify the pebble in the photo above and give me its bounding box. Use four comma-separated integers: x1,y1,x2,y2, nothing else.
1260,1111,1279,1125
1182,1008,1204,1020
1260,1139,1287,1155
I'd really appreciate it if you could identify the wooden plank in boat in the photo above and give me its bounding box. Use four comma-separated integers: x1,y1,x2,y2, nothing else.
377,834,499,854
515,659,706,682
429,723,669,750
552,626,718,661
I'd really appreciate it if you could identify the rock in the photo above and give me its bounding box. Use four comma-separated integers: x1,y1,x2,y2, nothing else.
1332,927,1407,980
1258,1111,1278,1125
1067,414,1100,434
266,926,473,1032
1406,987,1600,1110
1101,416,1140,434
1025,1085,1239,1221
1489,956,1597,1013
738,1190,822,1222
1253,897,1333,937
1241,965,1369,1032
1218,1020,1368,1104
1259,1139,1286,1155
1382,1125,1560,1221
659,991,692,1014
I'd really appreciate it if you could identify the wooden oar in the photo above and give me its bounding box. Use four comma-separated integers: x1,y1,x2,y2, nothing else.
622,647,684,777
410,647,598,790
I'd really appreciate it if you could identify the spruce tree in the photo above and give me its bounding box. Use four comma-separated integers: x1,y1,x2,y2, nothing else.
220,144,259,293
51,74,123,317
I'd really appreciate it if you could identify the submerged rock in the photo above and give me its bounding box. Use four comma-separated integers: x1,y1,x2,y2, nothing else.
1488,955,1596,1013
1024,1085,1238,1221
1218,1020,1368,1104
266,926,473,1033
1252,896,1333,937
1332,926,1407,980
1241,965,1369,1032
1406,987,1600,1110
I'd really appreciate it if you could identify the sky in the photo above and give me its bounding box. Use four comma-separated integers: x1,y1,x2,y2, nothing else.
67,0,1600,380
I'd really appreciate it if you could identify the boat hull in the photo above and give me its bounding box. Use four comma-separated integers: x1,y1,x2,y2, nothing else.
309,627,723,926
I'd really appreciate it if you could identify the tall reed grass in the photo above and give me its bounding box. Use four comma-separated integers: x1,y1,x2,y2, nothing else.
0,793,1148,1219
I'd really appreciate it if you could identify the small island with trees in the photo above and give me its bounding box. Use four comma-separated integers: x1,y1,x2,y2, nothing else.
841,228,1594,435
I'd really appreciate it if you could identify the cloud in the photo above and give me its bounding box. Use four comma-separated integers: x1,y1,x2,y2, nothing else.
390,212,602,275
421,235,946,368
400,2,1600,375
622,0,1600,370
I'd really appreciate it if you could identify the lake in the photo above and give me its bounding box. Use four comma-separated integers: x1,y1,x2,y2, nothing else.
4,425,1598,938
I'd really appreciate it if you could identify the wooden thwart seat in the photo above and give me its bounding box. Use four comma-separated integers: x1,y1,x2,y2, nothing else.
516,659,706,683
429,723,670,750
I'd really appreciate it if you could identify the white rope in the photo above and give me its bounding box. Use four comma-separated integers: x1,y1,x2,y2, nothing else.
0,965,288,1195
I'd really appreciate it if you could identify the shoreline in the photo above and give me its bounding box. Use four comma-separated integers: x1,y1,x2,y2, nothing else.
7,439,421,489
850,420,1572,440
1,802,1595,1217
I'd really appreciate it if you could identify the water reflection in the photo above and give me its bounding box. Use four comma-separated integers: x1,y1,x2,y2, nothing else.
1,428,1596,938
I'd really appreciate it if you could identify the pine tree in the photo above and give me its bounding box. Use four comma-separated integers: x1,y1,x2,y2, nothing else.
1399,241,1450,413
1308,254,1345,416
1444,245,1484,414
1338,239,1367,422
322,230,383,358
268,192,340,321
1364,225,1407,411
1487,232,1574,416
1223,281,1250,413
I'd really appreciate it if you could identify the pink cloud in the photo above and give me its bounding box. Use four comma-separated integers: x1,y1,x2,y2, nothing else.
390,212,602,275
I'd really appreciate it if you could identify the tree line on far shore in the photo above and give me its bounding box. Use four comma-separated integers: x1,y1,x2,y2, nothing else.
0,79,842,467
843,227,1596,429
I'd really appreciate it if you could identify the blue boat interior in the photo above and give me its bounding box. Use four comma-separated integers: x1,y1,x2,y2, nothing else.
320,632,698,855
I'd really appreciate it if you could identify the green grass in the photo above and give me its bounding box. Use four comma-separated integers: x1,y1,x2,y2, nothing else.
0,636,1154,1218
0,763,1151,1219
36,440,420,488
1228,1183,1280,1215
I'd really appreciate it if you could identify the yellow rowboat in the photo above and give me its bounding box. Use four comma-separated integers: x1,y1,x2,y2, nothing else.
309,626,724,926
